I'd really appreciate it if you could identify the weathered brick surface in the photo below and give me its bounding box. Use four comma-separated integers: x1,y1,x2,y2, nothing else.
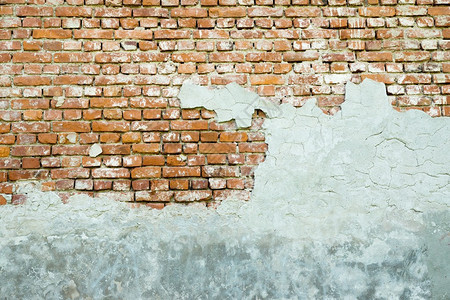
0,2,448,207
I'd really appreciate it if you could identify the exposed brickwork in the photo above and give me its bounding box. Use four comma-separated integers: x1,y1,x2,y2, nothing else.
0,1,449,207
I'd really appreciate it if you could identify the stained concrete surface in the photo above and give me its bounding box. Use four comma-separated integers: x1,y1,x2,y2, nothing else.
0,79,449,299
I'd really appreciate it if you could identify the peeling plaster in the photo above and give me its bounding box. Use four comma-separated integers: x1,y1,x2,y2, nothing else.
54,96,65,108
0,79,449,298
179,81,280,128
89,143,102,158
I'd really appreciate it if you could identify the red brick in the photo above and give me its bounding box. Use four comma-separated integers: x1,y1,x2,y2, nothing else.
0,183,11,195
360,74,395,84
428,7,450,16
132,144,160,153
0,146,9,157
143,155,165,165
171,8,207,18
41,157,60,168
285,7,321,17
22,157,40,169
0,135,15,144
54,75,93,85
172,53,207,62
33,29,72,39
202,165,239,177
95,53,131,63
199,143,236,153
54,53,92,63
210,52,244,62
94,8,132,17
54,180,74,191
250,75,285,85
238,143,268,153
0,7,13,15
123,155,142,167
171,120,208,130
101,145,131,155
82,157,102,167
122,132,141,143
209,7,246,17
163,143,182,154
174,190,212,202
406,29,441,39
131,166,161,178
395,52,431,62
340,29,375,39
94,180,112,191
359,7,396,17
357,52,393,62
0,158,20,169
200,132,219,142
53,122,91,132
12,122,50,133
193,30,230,39
132,179,150,190
55,7,92,17
11,145,50,156
14,76,51,86
248,7,283,17
133,8,169,17
131,121,170,131
92,168,130,179
283,52,320,62
9,170,49,181
213,190,251,201
115,30,153,40
135,191,173,202
16,7,53,17
302,29,337,39
398,74,432,84
93,121,130,132
220,132,248,142
163,167,201,177
74,30,114,39
52,145,90,156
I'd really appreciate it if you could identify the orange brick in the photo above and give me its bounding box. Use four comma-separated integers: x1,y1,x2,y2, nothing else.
33,29,72,39
209,7,246,18
122,132,141,143
0,146,9,157
55,7,92,17
359,7,396,17
171,8,207,18
163,167,201,177
132,144,160,154
250,75,285,85
14,76,51,86
143,155,165,166
131,166,161,178
169,179,189,190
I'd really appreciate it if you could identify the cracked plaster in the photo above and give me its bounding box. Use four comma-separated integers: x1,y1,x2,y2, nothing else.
0,79,449,299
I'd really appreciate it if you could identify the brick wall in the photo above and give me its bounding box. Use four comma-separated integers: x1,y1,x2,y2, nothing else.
0,0,448,207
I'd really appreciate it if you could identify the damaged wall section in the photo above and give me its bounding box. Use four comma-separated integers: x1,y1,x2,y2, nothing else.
1,79,449,298
1,83,273,207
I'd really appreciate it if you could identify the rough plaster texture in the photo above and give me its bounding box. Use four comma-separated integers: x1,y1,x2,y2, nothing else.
179,81,280,128
1,79,449,299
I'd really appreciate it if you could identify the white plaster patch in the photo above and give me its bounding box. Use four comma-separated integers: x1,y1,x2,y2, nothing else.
89,144,102,157
178,81,281,128
54,96,65,107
